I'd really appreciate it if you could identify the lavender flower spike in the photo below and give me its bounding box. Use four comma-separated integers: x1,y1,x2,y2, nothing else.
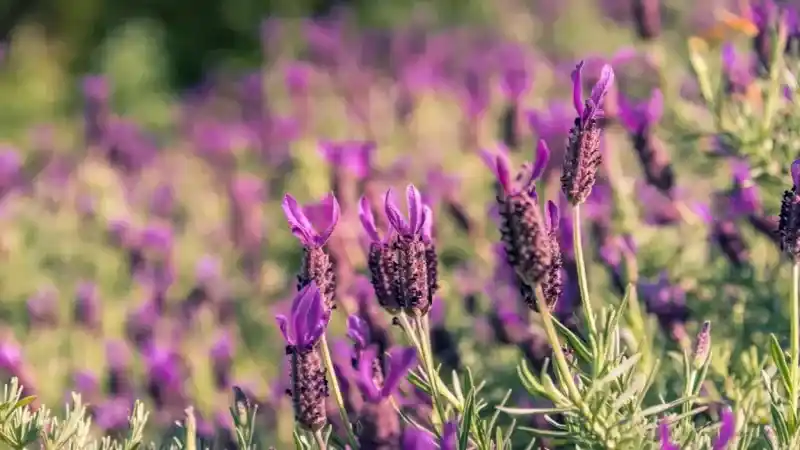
283,193,340,310
562,62,615,205
276,282,331,432
658,419,680,450
779,160,800,261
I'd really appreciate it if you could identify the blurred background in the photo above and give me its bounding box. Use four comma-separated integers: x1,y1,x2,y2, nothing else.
0,0,785,447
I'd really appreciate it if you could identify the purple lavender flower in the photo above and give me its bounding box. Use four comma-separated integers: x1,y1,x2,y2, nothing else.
632,0,661,40
143,342,186,409
26,287,58,329
276,282,331,431
562,61,614,205
728,161,762,217
639,272,691,332
81,75,110,146
713,408,736,449
105,339,133,396
93,397,133,432
347,315,370,353
0,146,21,196
619,89,674,195
0,336,22,373
211,332,235,390
283,193,340,311
319,140,375,180
721,43,756,95
355,346,417,449
401,421,457,450
74,281,101,330
360,186,438,316
779,160,800,261
658,419,680,450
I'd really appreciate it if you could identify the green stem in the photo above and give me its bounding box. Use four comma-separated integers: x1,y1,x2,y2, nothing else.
319,335,358,449
413,314,448,430
534,285,583,405
792,262,799,425
573,204,598,341
313,430,328,450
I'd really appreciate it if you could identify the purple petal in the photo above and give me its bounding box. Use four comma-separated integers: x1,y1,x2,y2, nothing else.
402,428,436,450
301,284,327,346
546,200,559,231
441,422,458,450
275,315,293,345
316,193,339,246
420,206,434,242
713,408,736,450
358,196,381,242
659,419,679,450
531,140,550,181
495,154,512,194
380,347,417,398
590,64,615,107
292,283,317,348
647,89,664,123
346,315,369,349
406,184,423,233
384,189,409,234
282,194,316,244
571,61,586,116
791,160,800,188
356,346,382,401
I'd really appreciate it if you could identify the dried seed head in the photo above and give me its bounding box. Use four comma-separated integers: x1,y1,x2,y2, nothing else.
297,246,336,310
290,346,329,432
562,117,603,205
779,161,800,262
692,321,711,370
498,194,551,286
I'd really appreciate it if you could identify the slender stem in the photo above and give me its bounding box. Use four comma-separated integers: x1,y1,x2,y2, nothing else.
534,285,583,405
319,335,358,449
313,430,328,450
572,204,598,339
791,262,800,424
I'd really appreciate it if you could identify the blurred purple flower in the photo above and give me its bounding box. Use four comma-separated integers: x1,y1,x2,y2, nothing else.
721,43,755,95
355,346,416,402
211,332,235,389
713,408,736,449
101,119,157,173
401,421,456,450
727,161,762,217
74,281,101,330
639,272,690,330
143,341,186,409
93,397,133,432
26,287,58,328
318,140,375,180
105,339,133,396
346,315,370,351
81,75,110,146
659,419,679,450
0,337,21,372
150,183,175,218
0,146,22,195
499,44,532,101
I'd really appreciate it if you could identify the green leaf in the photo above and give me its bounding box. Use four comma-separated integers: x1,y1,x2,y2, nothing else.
769,334,793,396
552,318,592,363
459,389,475,450
496,406,574,416
585,353,642,400
640,396,698,418
13,396,36,410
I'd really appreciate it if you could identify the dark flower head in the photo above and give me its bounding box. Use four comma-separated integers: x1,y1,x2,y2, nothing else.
276,282,331,353
562,61,614,205
778,160,800,261
356,346,416,403
74,281,101,329
490,140,552,287
347,315,370,351
282,193,340,248
541,201,564,311
319,140,375,179
619,89,674,195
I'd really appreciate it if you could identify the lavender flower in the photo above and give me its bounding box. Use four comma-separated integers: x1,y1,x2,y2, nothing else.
210,332,235,390
401,421,457,450
26,287,58,329
619,89,674,196
692,321,711,369
713,408,736,449
658,419,680,450
541,201,563,310
282,193,340,310
779,161,800,261
354,346,416,449
562,61,614,205
276,282,331,431
81,75,110,146
632,0,661,40
360,186,438,317
319,140,375,180
74,281,101,330
488,140,551,289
